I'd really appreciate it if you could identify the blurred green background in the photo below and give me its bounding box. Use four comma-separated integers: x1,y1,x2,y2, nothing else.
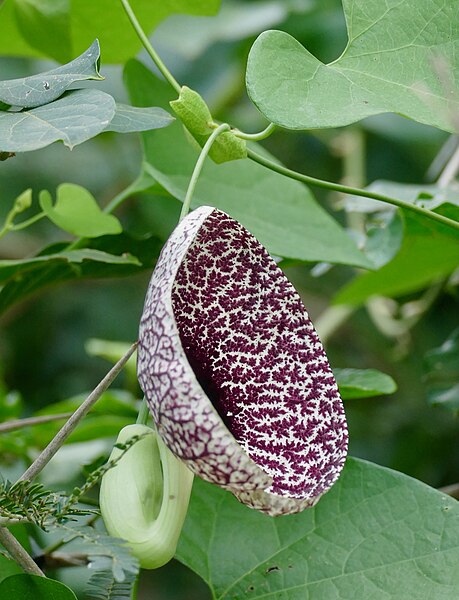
1,0,458,598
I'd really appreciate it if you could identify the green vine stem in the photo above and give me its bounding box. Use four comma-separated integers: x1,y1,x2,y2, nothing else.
230,122,276,141
10,212,47,232
0,189,45,239
119,0,180,94
18,342,138,483
0,213,47,239
103,174,150,215
247,148,459,233
0,527,45,576
179,123,231,221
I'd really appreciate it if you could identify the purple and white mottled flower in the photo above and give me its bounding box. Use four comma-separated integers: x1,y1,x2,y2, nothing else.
137,206,348,516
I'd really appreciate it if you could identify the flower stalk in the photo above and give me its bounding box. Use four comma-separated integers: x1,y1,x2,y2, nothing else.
179,122,231,221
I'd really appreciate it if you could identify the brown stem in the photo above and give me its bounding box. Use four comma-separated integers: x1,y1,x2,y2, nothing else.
0,413,73,433
438,143,459,188
439,483,459,500
0,527,45,576
18,342,138,483
39,552,88,569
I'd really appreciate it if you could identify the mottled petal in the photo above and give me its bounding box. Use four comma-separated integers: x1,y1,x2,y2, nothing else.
138,206,348,516
138,207,272,494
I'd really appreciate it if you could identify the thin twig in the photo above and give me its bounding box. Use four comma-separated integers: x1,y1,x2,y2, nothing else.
438,483,459,500
17,342,138,483
437,143,459,188
0,527,45,576
426,135,459,181
0,413,73,434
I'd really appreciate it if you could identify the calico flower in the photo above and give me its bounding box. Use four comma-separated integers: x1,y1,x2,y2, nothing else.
137,206,348,516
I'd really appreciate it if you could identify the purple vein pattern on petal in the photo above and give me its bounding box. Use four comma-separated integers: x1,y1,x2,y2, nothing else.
138,206,272,495
172,210,348,498
138,206,348,515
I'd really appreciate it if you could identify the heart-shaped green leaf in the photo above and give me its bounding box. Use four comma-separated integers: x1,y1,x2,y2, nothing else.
177,457,459,599
246,1,459,132
0,39,101,108
39,184,122,237
0,89,115,152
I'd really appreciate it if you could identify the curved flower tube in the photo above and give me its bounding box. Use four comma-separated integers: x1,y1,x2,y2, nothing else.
138,207,348,516
100,424,193,568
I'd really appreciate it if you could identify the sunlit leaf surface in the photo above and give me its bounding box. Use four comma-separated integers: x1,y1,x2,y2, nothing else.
0,89,115,151
178,458,459,599
247,1,459,132
0,39,101,108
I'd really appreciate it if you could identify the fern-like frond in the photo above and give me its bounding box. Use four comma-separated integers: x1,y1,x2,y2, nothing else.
0,476,92,528
85,569,137,600
49,522,139,582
